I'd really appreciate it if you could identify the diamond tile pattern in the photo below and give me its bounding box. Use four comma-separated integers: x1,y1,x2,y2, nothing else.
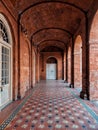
3,81,98,129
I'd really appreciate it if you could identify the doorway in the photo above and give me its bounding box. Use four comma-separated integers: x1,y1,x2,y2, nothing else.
46,57,57,80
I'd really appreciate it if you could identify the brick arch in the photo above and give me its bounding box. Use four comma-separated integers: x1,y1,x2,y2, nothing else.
74,35,82,89
89,10,98,100
31,28,72,46
19,1,85,16
89,11,98,43
46,57,58,63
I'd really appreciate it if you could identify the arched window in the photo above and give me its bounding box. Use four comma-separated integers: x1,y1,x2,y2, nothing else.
0,13,12,110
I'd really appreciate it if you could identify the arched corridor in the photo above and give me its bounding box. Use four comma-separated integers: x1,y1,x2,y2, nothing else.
0,0,98,129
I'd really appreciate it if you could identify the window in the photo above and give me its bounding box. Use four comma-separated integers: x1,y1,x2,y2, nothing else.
0,13,12,110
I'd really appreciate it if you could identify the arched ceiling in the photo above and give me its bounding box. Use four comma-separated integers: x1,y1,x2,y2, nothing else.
20,2,84,36
10,0,94,13
39,40,65,51
32,28,71,46
9,0,94,51
41,46,63,52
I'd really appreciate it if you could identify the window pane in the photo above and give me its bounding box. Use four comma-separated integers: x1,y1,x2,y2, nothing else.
1,46,9,85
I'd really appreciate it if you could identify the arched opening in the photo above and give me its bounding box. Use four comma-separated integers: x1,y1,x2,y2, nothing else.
89,10,98,100
68,47,71,83
74,35,82,90
0,13,12,110
46,57,57,80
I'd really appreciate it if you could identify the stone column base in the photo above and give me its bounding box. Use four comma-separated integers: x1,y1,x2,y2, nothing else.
80,91,89,100
70,84,74,88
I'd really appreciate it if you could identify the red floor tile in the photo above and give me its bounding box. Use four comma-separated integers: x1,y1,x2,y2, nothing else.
0,80,98,130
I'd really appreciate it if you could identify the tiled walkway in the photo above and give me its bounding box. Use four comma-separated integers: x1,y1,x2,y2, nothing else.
0,80,98,130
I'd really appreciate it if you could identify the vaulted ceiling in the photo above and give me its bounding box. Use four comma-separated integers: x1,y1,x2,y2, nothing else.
9,0,94,51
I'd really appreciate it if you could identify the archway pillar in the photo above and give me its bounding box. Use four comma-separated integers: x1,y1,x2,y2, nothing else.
66,46,68,82
80,17,89,100
36,52,40,83
62,52,64,80
71,38,74,88
80,42,89,99
31,44,33,88
17,22,21,99
32,49,36,86
64,48,67,82
67,39,74,88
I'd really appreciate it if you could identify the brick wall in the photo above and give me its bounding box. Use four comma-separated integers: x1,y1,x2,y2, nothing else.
89,11,98,100
20,32,30,98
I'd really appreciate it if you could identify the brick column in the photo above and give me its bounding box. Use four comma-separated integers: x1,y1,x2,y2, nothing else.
71,38,74,88
17,16,21,99
80,16,89,100
64,48,66,82
36,52,40,83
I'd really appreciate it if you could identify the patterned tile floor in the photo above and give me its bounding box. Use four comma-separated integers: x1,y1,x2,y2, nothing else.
0,80,98,130
71,87,98,116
